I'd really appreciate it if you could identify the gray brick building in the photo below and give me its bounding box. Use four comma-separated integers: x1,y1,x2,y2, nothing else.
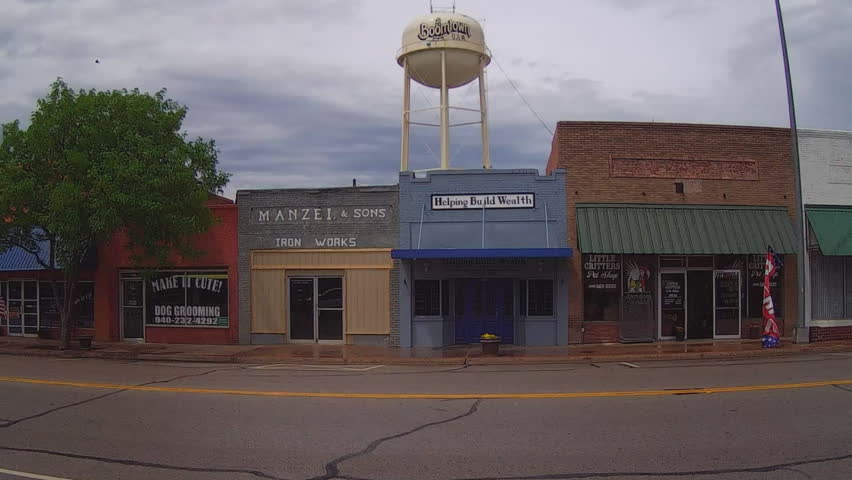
237,186,399,345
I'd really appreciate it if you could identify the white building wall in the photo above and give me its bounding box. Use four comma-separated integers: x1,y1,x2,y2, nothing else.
799,129,852,206
798,129,852,329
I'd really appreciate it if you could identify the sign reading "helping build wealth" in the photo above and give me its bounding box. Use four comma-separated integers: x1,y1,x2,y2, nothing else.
431,193,535,210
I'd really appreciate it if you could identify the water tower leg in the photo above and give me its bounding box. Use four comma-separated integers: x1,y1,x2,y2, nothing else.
479,59,490,169
400,59,411,172
440,50,450,170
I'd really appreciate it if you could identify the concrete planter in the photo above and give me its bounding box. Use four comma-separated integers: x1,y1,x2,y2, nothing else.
480,338,501,355
748,324,761,339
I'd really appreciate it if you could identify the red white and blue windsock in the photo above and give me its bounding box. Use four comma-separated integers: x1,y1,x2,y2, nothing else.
762,246,782,348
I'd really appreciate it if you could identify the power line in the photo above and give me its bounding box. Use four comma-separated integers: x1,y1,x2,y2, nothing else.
491,52,554,137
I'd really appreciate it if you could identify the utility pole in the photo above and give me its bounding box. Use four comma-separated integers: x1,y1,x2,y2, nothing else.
775,0,809,343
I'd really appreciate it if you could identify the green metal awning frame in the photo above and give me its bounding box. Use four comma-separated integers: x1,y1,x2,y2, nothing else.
806,206,852,256
576,204,798,254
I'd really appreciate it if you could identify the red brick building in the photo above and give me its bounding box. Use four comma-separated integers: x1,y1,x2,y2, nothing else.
1,196,238,344
546,122,799,344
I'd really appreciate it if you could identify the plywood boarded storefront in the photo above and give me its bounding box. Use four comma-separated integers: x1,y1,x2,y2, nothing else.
249,250,392,338
237,186,399,345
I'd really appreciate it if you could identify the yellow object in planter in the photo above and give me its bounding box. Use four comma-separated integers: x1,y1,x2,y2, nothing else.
480,333,499,340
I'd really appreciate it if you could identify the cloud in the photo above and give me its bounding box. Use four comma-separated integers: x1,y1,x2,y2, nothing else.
2,0,851,200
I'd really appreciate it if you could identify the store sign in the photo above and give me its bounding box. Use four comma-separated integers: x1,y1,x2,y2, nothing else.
273,236,358,248
253,207,388,224
146,272,228,327
662,277,684,308
715,271,740,308
417,18,472,41
583,254,620,290
625,261,652,293
431,193,534,210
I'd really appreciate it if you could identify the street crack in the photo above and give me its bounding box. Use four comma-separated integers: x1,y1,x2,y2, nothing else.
0,445,289,479
308,399,483,480
0,367,233,429
438,452,852,479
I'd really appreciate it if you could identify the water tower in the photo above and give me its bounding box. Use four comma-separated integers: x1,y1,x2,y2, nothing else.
397,9,491,171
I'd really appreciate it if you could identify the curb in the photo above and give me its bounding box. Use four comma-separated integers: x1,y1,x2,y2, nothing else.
1,344,850,366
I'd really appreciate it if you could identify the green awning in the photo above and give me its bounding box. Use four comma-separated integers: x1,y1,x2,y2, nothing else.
576,204,798,254
807,206,852,256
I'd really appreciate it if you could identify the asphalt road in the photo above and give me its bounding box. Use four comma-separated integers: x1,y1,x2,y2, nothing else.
0,353,851,480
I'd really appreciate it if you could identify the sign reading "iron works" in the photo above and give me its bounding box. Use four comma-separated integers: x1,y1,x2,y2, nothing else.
431,193,535,210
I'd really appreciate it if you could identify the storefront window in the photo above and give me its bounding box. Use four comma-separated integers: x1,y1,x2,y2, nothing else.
748,254,783,318
810,253,851,319
38,281,96,328
583,254,621,322
39,282,61,328
660,256,685,268
527,279,554,316
74,283,95,328
146,271,229,327
414,280,443,316
0,281,6,326
687,256,714,268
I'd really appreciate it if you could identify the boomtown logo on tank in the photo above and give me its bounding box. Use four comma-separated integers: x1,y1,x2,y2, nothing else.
417,18,471,41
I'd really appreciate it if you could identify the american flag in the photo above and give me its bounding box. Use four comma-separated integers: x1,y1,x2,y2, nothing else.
762,246,782,348
0,293,7,322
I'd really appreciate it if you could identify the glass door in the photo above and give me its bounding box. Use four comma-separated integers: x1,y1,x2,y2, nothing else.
686,270,714,339
288,276,344,343
6,281,38,337
121,278,145,341
317,278,343,341
289,278,315,341
659,270,686,340
714,270,742,338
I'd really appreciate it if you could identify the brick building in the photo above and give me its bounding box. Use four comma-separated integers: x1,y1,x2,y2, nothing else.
237,186,398,345
799,129,852,342
1,195,239,344
546,122,799,344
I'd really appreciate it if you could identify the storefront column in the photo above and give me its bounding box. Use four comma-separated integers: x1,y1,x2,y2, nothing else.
398,260,413,348
556,258,570,345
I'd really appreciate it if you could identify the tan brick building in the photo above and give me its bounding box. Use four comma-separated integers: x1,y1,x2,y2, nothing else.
546,122,799,344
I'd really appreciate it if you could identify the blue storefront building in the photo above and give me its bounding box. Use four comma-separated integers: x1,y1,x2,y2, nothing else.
393,169,572,347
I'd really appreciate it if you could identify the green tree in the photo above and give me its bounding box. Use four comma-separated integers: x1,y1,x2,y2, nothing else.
0,79,230,349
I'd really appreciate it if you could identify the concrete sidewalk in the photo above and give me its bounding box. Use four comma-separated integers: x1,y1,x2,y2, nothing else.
2,336,851,365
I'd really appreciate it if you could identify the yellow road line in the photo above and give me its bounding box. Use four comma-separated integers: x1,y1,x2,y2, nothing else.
0,376,849,400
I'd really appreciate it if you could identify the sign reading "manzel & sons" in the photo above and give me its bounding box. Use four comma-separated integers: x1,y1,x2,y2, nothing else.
431,193,534,210
253,207,389,224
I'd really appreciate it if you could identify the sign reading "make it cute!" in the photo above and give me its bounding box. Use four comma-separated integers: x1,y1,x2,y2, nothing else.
431,193,535,210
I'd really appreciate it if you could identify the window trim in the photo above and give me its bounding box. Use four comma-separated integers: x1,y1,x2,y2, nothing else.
414,279,445,317
525,278,555,317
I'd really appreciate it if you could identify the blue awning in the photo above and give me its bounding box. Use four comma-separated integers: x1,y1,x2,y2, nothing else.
0,241,51,271
391,248,573,259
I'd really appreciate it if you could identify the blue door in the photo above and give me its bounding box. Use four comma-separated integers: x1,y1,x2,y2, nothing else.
455,279,514,344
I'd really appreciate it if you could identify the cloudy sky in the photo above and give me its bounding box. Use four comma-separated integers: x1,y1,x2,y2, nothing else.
2,0,850,198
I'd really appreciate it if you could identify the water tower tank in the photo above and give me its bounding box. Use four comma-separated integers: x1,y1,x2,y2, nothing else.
397,13,491,88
